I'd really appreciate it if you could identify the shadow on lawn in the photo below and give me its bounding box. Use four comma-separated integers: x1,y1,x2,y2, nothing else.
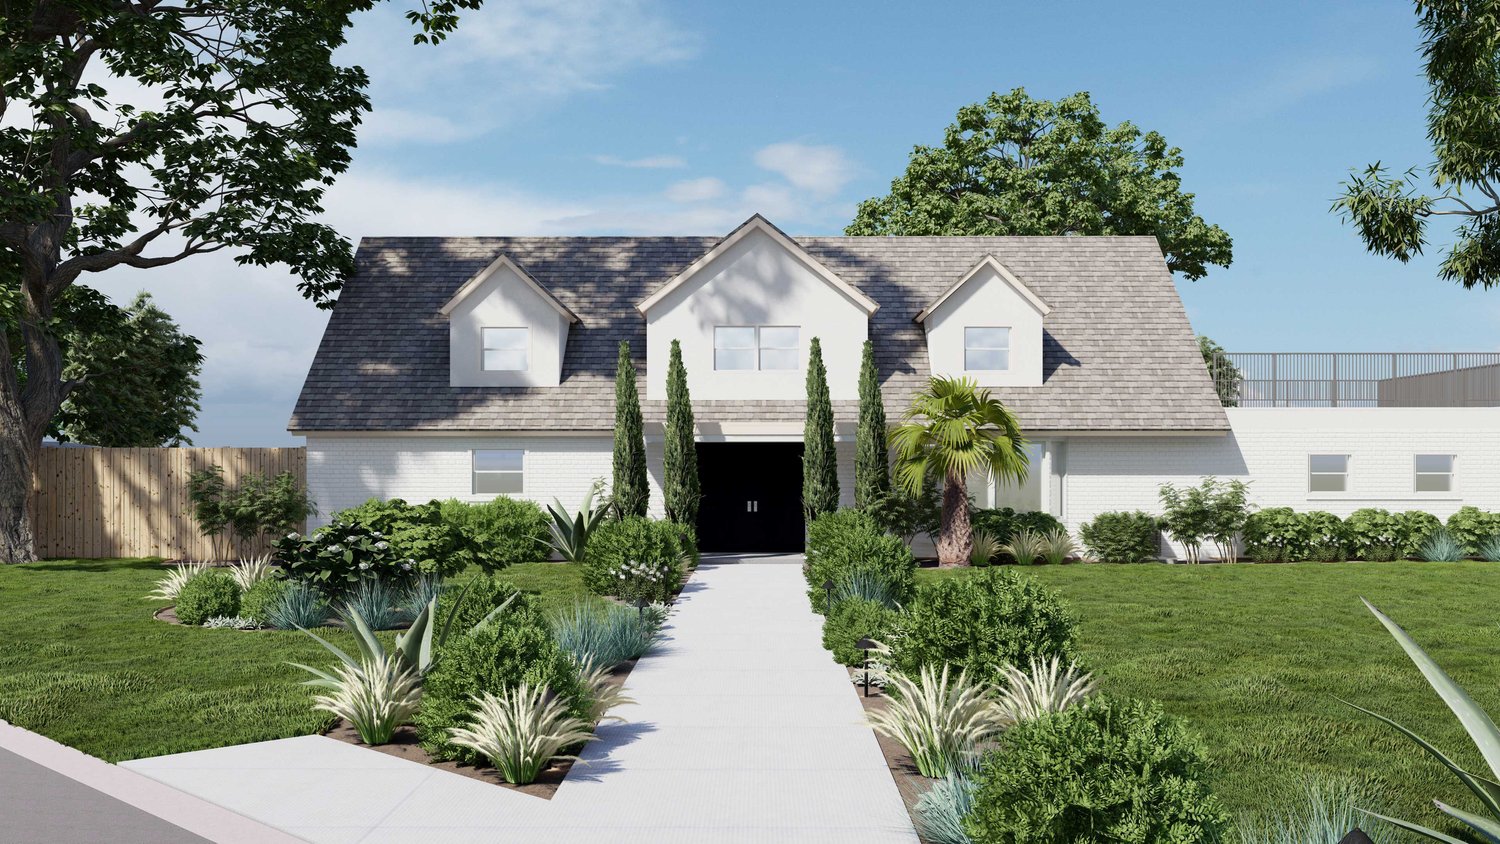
25,558,164,573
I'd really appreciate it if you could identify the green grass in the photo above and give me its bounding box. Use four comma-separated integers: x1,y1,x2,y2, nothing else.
917,561,1500,832
0,558,592,762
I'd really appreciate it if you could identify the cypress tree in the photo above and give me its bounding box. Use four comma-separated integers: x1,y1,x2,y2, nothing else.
802,336,840,519
663,340,700,527
854,339,891,508
611,340,648,518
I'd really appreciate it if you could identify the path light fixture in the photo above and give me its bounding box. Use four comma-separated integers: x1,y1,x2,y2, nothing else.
1337,831,1374,844
822,578,835,611
856,637,878,697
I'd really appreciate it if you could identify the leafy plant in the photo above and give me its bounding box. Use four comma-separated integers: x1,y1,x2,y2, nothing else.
866,484,942,545
583,516,686,604
339,579,407,631
275,498,474,591
914,774,977,844
1000,528,1045,565
240,577,293,626
1480,535,1500,563
187,466,314,558
549,600,662,668
1159,479,1215,563
174,571,241,625
186,466,231,560
1347,508,1402,561
229,554,273,592
301,653,420,745
867,664,1004,778
1395,511,1443,560
264,581,330,630
1446,506,1499,558
969,508,1064,547
1242,508,1312,563
966,696,1229,843
822,597,898,666
1039,529,1076,566
1304,511,1350,562
438,497,549,571
145,561,211,603
1079,511,1160,563
545,479,610,563
446,684,595,785
576,660,637,725
1235,778,1399,844
401,575,445,622
834,568,901,608
1420,528,1464,563
603,557,679,606
201,615,259,630
992,656,1096,727
805,509,916,612
969,529,1000,566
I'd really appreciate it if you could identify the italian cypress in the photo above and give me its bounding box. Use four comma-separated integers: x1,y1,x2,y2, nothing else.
611,340,648,518
802,336,840,519
663,340,700,527
854,339,891,508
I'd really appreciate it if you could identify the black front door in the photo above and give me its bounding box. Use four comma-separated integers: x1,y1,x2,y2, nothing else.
696,442,805,552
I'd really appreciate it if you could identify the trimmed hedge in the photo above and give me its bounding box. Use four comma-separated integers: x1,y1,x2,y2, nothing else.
175,571,241,626
438,497,549,571
1079,511,1160,563
822,597,897,667
1242,507,1478,562
805,509,915,613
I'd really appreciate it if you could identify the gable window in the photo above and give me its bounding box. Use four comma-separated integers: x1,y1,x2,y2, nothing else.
1308,454,1348,493
473,449,523,494
964,327,1011,371
481,327,529,371
1415,454,1455,492
714,326,799,371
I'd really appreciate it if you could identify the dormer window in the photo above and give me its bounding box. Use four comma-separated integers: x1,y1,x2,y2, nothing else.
964,326,1011,371
481,327,529,371
714,325,799,371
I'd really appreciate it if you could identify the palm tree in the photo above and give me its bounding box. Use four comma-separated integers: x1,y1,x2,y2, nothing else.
889,376,1029,566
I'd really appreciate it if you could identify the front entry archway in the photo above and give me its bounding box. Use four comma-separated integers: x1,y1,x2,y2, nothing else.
695,442,805,553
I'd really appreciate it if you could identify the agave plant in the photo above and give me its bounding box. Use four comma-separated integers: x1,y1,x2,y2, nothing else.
992,656,1097,727
550,600,662,668
1342,599,1500,841
546,478,610,562
229,554,273,592
1040,529,1077,566
1479,535,1500,563
969,529,1000,566
576,659,637,724
1001,528,1046,565
299,652,421,745
447,684,596,784
834,568,900,607
1421,528,1465,562
913,774,977,844
339,578,406,631
867,664,1005,778
145,561,211,602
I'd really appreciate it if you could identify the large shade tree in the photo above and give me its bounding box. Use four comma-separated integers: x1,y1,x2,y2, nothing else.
890,376,1029,567
847,88,1233,281
0,0,483,561
1335,0,1500,289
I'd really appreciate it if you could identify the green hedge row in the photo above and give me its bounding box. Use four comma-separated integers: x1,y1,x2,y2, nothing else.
1244,506,1500,562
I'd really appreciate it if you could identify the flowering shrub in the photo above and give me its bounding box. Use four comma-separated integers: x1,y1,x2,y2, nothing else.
1346,508,1401,561
607,557,677,605
582,517,685,603
1446,506,1500,557
1303,511,1350,562
1241,508,1311,563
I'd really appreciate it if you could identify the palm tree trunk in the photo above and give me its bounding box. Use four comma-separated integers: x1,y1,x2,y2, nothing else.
936,470,972,567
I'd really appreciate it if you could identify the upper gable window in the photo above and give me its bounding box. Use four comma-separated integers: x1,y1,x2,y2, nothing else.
964,327,1011,371
481,327,529,371
714,326,799,371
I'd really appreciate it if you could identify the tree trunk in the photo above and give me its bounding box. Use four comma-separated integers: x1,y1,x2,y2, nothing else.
0,415,40,563
936,470,972,567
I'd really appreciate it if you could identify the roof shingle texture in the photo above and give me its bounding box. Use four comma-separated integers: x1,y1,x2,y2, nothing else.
289,235,1228,433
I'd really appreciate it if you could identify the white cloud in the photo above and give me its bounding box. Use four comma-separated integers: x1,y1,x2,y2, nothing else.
1223,54,1381,120
753,142,858,197
358,108,481,146
664,177,726,203
593,154,688,169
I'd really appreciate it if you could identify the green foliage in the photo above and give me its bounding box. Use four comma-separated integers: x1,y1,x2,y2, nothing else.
305,653,420,746
1445,506,1499,557
241,577,293,627
582,517,684,604
1347,508,1402,561
438,497,549,572
822,597,898,666
415,604,586,764
1159,477,1253,563
1420,529,1464,563
275,498,474,590
549,600,662,668
805,509,916,612
888,568,1076,686
174,571,241,626
969,529,1001,566
969,508,1064,547
848,88,1232,280
1242,508,1312,564
1000,528,1046,566
855,339,892,508
188,465,315,557
186,467,230,554
1235,779,1401,844
965,696,1229,843
435,574,519,634
914,775,977,844
1481,535,1500,563
867,484,942,544
611,341,649,518
446,684,594,785
265,581,331,630
1303,511,1350,563
544,479,610,563
338,579,407,630
1078,511,1160,563
803,337,841,520
833,567,902,607
662,340,701,528
1395,511,1443,560
1200,334,1241,407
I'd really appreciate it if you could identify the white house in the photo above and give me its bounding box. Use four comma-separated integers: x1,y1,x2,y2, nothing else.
290,215,1500,557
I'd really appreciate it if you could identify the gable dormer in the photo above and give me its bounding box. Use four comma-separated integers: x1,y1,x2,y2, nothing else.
441,254,579,387
917,255,1051,387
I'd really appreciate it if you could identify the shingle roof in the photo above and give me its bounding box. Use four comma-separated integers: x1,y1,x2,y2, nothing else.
289,234,1228,434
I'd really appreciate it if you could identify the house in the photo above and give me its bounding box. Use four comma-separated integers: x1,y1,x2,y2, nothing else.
290,215,1500,557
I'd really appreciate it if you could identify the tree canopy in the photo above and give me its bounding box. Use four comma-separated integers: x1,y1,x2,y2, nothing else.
1334,0,1500,289
847,88,1232,280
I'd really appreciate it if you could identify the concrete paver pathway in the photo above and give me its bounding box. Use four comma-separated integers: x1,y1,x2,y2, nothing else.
125,556,919,843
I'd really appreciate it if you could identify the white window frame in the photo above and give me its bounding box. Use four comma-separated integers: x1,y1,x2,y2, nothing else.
472,449,524,495
1308,454,1349,494
480,327,529,372
963,326,1012,371
713,325,800,371
1414,454,1455,493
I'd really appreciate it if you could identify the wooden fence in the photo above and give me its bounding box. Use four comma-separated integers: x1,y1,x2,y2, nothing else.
29,447,307,560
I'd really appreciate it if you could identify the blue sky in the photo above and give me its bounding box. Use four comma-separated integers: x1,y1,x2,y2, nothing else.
88,0,1499,446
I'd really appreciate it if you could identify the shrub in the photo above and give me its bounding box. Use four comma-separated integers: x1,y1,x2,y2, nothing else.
866,484,941,545
439,497,549,571
275,498,475,591
582,516,685,603
174,571,241,625
1346,508,1401,561
1303,511,1349,562
966,697,1229,843
822,598,898,666
1394,510,1443,559
446,684,594,785
436,574,520,634
805,509,915,612
415,604,586,763
1159,480,1216,563
1078,511,1160,563
1242,507,1311,563
307,654,420,746
549,600,662,668
914,775,977,844
338,579,407,630
240,577,293,626
867,665,1005,778
970,508,1063,546
265,581,331,629
1421,528,1464,562
888,569,1076,686
1446,506,1499,558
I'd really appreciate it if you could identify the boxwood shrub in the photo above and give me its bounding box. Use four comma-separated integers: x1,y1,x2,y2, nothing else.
887,568,1076,686
239,577,293,626
805,509,915,613
970,508,1064,546
582,516,685,603
175,571,241,626
965,696,1228,843
1078,511,1160,563
822,597,898,667
438,497,549,571
1346,508,1401,561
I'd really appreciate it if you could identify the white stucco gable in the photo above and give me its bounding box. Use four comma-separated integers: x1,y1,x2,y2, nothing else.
918,255,1051,387
637,215,877,401
441,254,579,388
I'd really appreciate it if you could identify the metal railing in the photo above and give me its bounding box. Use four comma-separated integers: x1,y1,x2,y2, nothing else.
1210,352,1500,408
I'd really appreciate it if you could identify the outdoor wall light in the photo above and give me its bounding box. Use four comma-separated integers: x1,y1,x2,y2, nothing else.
856,637,878,697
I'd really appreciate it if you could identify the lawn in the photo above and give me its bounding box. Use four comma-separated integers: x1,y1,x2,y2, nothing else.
918,561,1500,830
0,558,592,762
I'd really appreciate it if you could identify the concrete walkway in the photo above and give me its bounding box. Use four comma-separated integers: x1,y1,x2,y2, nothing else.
125,556,918,843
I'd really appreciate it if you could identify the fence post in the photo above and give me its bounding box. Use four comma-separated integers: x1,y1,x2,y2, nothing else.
1331,354,1338,408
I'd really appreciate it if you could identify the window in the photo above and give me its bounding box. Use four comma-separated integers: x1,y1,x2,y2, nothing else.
472,449,523,494
1415,454,1455,492
713,326,799,371
964,326,1011,370
1308,454,1348,493
481,327,528,371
